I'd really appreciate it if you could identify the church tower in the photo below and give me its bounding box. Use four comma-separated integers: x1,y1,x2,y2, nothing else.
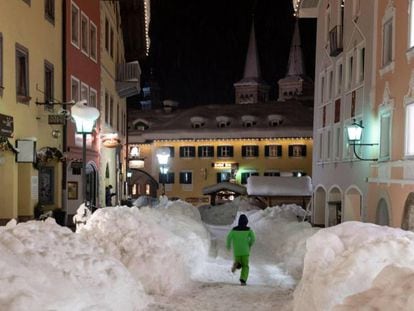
278,18,314,101
234,19,270,104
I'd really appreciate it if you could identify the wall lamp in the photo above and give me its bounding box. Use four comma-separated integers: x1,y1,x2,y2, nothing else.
346,120,378,161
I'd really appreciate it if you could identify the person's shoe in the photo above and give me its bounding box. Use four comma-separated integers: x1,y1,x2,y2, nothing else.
240,279,247,286
231,262,242,273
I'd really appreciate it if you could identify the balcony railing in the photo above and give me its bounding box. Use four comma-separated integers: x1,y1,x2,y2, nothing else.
116,61,141,98
329,25,343,57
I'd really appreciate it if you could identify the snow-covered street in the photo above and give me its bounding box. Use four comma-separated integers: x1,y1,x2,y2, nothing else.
3,197,414,310
146,282,292,311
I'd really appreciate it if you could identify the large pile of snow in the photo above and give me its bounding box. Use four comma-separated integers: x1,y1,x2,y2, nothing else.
293,221,414,311
247,176,312,196
79,200,210,295
207,204,318,282
0,218,149,310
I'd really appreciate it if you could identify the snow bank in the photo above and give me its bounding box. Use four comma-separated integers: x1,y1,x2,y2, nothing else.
335,265,414,310
0,218,149,311
235,204,318,279
293,221,414,311
79,200,210,296
247,176,312,196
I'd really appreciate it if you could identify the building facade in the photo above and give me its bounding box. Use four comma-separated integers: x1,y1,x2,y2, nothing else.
0,0,63,224
65,0,101,217
367,0,414,228
302,0,377,227
99,1,141,207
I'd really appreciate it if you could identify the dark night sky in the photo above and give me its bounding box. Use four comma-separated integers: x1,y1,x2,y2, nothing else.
139,0,316,107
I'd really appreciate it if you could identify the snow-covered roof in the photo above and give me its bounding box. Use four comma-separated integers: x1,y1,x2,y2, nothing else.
128,101,313,143
202,182,247,195
246,176,312,196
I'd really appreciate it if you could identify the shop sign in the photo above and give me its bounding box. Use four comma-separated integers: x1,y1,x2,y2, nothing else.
48,114,66,125
213,162,232,169
0,113,14,138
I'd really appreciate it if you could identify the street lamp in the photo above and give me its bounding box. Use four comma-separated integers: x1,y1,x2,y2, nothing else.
156,147,170,195
346,120,378,161
71,100,100,203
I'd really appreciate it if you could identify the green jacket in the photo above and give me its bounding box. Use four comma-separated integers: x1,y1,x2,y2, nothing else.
226,228,256,256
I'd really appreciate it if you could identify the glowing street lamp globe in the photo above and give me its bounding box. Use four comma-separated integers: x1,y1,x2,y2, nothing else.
71,100,100,134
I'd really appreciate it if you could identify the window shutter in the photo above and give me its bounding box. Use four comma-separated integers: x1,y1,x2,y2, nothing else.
158,173,164,183
254,146,259,157
277,145,282,157
229,146,234,157
188,172,192,184
209,146,214,157
301,145,307,156
217,173,221,183
265,146,269,157
242,146,247,157
288,145,293,157
252,172,259,176
198,146,202,157
241,172,248,184
190,146,195,157
179,147,184,157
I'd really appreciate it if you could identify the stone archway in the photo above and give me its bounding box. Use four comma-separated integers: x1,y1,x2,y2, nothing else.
313,186,326,227
376,198,390,226
327,187,342,227
343,187,362,222
401,193,414,231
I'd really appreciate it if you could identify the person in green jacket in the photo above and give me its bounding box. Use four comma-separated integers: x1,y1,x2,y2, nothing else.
226,214,256,286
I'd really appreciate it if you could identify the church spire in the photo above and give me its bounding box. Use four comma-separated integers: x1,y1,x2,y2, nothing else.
277,18,314,102
287,18,305,76
243,19,261,79
233,17,270,105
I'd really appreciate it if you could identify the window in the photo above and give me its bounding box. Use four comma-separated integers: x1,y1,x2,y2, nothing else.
71,76,80,102
44,61,54,110
334,127,341,159
242,145,259,157
104,91,109,124
116,103,120,132
264,171,280,176
89,87,97,108
110,28,114,58
334,99,341,123
328,70,333,100
380,112,391,160
357,47,365,83
71,2,80,47
179,146,196,158
265,145,282,157
198,146,214,158
45,0,55,23
325,7,331,42
179,171,192,184
109,96,114,126
320,75,325,103
318,132,323,161
105,18,109,52
382,18,393,66
80,82,88,101
217,172,231,183
410,0,414,48
241,172,259,185
217,146,234,158
16,44,29,98
90,22,97,61
406,103,414,156
0,33,2,88
289,145,307,157
326,129,332,160
81,13,89,55
336,62,343,95
346,55,353,89
159,172,174,184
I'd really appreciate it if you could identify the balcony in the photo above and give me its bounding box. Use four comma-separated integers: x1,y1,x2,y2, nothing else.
297,0,320,18
116,61,141,98
329,25,343,57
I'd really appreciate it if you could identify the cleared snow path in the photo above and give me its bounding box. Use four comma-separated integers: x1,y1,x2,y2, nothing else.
146,282,293,311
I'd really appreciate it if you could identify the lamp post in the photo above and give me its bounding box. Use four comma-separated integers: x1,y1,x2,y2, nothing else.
346,120,378,161
71,100,100,203
156,147,170,195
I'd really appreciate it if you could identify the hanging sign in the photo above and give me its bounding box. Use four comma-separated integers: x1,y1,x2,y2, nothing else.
0,113,14,138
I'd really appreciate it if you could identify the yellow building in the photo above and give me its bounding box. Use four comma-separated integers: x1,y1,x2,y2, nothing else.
128,102,313,204
99,1,141,207
0,0,63,223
